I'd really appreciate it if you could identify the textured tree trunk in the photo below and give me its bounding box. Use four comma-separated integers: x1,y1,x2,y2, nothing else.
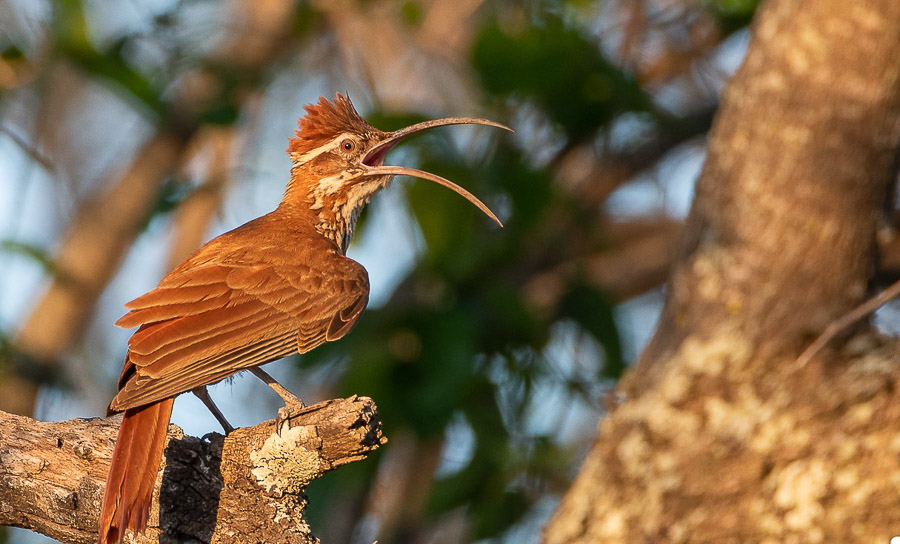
545,0,900,542
0,396,385,543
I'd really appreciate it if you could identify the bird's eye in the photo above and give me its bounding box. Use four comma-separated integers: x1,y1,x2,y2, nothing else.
340,139,355,152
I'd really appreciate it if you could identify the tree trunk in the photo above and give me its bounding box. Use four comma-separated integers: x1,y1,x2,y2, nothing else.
0,396,385,543
545,0,900,542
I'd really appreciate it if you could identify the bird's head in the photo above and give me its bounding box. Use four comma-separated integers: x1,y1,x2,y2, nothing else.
284,93,509,252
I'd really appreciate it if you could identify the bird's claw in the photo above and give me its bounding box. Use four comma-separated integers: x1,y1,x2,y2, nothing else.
275,399,305,436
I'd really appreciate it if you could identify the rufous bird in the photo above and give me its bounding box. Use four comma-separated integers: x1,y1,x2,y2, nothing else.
97,94,509,543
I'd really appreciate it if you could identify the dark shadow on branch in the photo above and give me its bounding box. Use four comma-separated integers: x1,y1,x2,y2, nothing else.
0,396,386,544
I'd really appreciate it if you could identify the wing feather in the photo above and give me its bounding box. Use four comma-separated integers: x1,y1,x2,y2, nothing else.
327,290,367,341
128,301,266,356
123,282,232,310
117,293,231,328
110,238,369,413
113,332,298,410
137,309,290,375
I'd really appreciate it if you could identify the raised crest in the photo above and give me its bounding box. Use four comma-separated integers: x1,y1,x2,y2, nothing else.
287,93,372,155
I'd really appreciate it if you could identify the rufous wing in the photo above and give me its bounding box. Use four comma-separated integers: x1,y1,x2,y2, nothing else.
109,245,369,413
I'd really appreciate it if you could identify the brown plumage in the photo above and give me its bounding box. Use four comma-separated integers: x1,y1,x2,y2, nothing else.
98,94,509,543
97,399,173,543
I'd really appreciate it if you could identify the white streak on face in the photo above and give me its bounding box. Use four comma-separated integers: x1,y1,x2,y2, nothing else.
317,172,347,195
290,132,353,165
295,133,356,213
310,172,353,212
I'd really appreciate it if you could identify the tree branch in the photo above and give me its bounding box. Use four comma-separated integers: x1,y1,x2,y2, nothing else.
0,396,386,543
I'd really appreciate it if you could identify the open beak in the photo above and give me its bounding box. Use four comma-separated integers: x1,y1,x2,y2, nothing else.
362,117,513,227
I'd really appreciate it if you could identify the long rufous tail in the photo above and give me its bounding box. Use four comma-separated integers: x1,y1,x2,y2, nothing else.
98,397,174,544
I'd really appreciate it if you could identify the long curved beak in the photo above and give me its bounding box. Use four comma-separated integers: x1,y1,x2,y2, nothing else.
362,117,512,227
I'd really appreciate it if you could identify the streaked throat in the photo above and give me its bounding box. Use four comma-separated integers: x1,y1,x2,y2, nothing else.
311,175,392,253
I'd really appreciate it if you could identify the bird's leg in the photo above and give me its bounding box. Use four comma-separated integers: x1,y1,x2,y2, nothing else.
191,386,235,434
248,366,305,434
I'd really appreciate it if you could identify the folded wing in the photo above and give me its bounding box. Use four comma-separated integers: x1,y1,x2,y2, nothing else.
109,244,369,412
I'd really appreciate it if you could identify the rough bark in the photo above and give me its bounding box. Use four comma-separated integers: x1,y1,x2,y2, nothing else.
546,0,900,542
0,396,385,543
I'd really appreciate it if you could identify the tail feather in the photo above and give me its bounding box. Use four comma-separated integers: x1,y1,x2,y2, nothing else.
98,398,175,544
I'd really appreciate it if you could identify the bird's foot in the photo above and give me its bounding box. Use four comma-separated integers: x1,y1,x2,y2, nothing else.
248,366,305,435
275,393,306,436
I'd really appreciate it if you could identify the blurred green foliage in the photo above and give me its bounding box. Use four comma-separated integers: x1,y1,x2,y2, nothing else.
473,18,648,141
1,45,25,61
0,240,57,276
53,0,166,116
708,0,760,31
51,0,285,127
